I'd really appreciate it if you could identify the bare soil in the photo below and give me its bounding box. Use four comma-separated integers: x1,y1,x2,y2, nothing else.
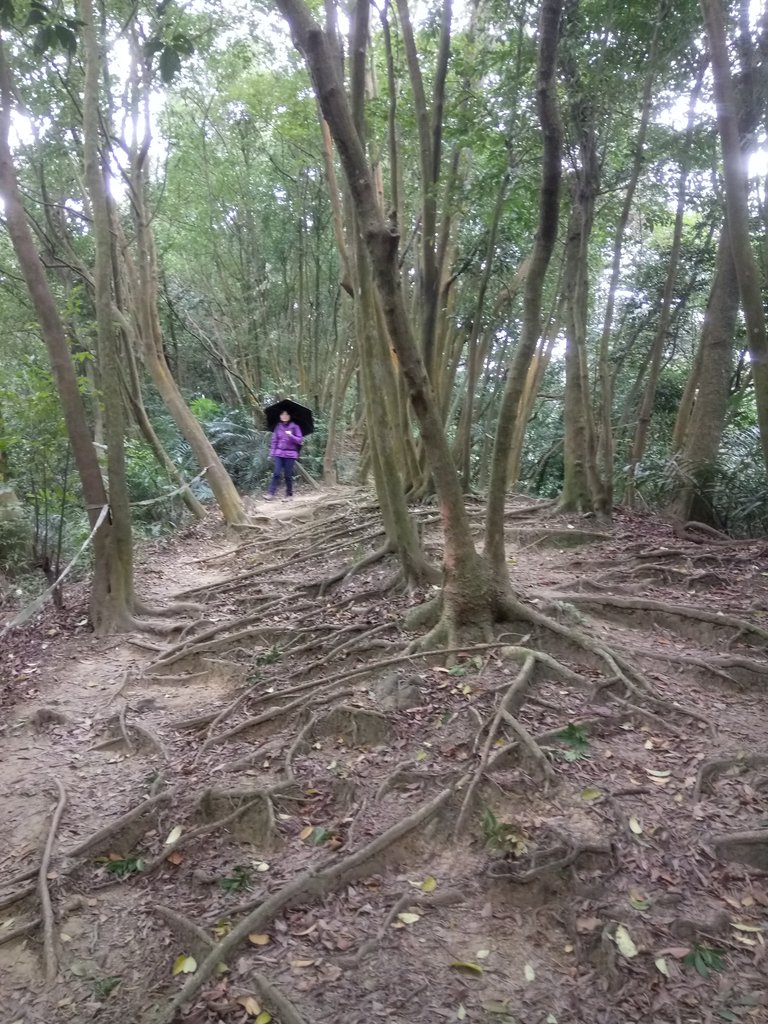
1,488,767,1024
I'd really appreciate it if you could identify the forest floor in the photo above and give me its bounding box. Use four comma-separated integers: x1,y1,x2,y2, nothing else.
1,486,768,1024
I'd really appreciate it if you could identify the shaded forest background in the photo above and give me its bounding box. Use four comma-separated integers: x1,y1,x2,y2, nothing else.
1,0,767,616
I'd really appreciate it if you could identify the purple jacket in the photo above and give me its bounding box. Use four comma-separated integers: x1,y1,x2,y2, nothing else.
270,422,303,459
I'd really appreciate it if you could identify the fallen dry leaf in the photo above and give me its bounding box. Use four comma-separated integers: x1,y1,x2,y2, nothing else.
614,925,638,959
164,825,183,846
236,995,262,1015
248,933,271,946
396,912,421,926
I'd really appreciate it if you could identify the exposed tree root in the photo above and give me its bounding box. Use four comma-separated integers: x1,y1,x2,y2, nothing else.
154,905,308,1024
153,904,216,961
456,657,536,836
693,753,768,802
500,709,556,782
64,789,175,859
152,786,454,1024
39,779,67,983
710,830,768,871
0,884,36,911
487,827,612,883
295,622,400,677
240,972,308,1024
316,541,393,596
137,792,279,878
341,887,465,967
201,693,315,751
534,590,768,644
0,918,41,946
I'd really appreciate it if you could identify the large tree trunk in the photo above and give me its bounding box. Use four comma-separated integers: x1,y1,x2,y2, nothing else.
701,0,768,470
80,0,134,630
0,34,115,629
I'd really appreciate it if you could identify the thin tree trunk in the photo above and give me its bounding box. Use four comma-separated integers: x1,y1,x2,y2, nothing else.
121,338,206,518
595,8,665,505
318,111,353,295
394,0,450,377
701,0,768,469
484,0,564,582
277,0,491,638
454,171,510,489
0,34,114,627
124,34,247,526
348,0,436,586
625,127,692,505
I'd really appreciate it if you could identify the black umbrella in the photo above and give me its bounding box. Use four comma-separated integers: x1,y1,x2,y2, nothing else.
264,399,315,437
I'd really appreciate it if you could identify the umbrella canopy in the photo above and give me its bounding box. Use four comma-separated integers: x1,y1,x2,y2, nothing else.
264,399,315,436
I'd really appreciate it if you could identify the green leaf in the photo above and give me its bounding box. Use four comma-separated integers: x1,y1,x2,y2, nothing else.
171,31,195,56
24,0,45,27
581,787,602,801
450,961,484,974
655,957,669,978
159,46,182,84
172,955,197,976
53,23,77,54
420,875,438,892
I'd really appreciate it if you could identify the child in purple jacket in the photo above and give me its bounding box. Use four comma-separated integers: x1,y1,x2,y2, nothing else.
265,410,303,500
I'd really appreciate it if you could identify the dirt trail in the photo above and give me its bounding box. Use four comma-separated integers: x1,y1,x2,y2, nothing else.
1,493,767,1024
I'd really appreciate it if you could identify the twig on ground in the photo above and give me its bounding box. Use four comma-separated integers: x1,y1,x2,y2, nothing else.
39,779,67,983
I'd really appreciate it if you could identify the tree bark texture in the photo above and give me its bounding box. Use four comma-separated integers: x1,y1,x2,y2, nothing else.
701,0,768,469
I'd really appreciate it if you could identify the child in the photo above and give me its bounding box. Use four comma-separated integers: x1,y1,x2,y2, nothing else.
265,410,303,500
